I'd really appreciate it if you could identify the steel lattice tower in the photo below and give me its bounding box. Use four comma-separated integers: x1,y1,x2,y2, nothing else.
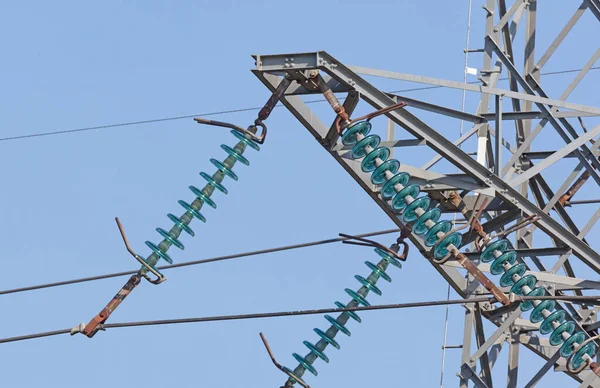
251,1,600,386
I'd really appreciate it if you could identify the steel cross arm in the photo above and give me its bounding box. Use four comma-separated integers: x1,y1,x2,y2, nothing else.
251,69,468,297
346,65,600,116
302,51,600,274
487,36,600,187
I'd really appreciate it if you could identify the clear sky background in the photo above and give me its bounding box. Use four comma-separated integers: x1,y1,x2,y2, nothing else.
1,1,599,387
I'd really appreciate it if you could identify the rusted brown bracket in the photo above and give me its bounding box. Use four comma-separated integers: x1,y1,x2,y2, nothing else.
73,217,166,338
453,250,510,306
333,100,409,134
350,101,409,123
80,274,141,338
260,332,311,388
447,191,487,246
430,195,511,306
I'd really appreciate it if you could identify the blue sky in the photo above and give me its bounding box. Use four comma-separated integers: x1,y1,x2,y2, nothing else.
1,1,599,387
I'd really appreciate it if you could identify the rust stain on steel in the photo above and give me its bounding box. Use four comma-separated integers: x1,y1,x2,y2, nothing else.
454,251,511,306
314,75,349,122
258,76,292,121
82,274,141,338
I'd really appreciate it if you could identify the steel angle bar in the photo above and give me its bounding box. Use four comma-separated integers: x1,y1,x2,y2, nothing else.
501,47,600,177
421,123,481,170
471,309,521,363
460,302,476,388
495,0,527,32
463,364,493,388
578,372,600,388
533,2,589,74
556,48,600,103
473,305,494,387
347,65,600,115
524,349,563,388
487,342,504,371
487,37,600,186
507,331,520,388
550,208,600,273
508,124,600,187
480,111,600,121
387,93,484,123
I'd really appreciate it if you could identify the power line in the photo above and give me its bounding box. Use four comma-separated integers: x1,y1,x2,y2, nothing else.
2,295,598,345
0,228,401,296
1,66,598,143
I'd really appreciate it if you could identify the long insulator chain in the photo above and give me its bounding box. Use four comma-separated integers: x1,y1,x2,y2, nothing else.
479,240,597,371
142,129,260,273
283,245,403,386
283,121,464,385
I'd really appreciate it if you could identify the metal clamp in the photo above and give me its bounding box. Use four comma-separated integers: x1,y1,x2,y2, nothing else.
194,118,266,144
115,217,166,285
340,231,408,262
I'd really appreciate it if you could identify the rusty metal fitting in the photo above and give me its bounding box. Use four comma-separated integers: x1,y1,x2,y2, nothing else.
313,75,349,123
452,249,511,306
258,76,292,122
81,274,142,338
194,118,266,144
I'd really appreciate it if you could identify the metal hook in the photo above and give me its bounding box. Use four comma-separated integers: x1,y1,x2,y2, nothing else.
337,101,409,133
566,333,600,374
115,217,166,285
259,332,311,388
194,117,266,144
339,232,408,262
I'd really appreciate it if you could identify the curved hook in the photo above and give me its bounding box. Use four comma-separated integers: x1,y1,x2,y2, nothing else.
259,332,311,388
566,333,600,374
115,217,167,285
194,117,266,144
339,232,408,262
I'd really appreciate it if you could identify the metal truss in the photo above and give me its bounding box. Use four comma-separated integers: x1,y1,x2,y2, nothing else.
252,0,600,386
